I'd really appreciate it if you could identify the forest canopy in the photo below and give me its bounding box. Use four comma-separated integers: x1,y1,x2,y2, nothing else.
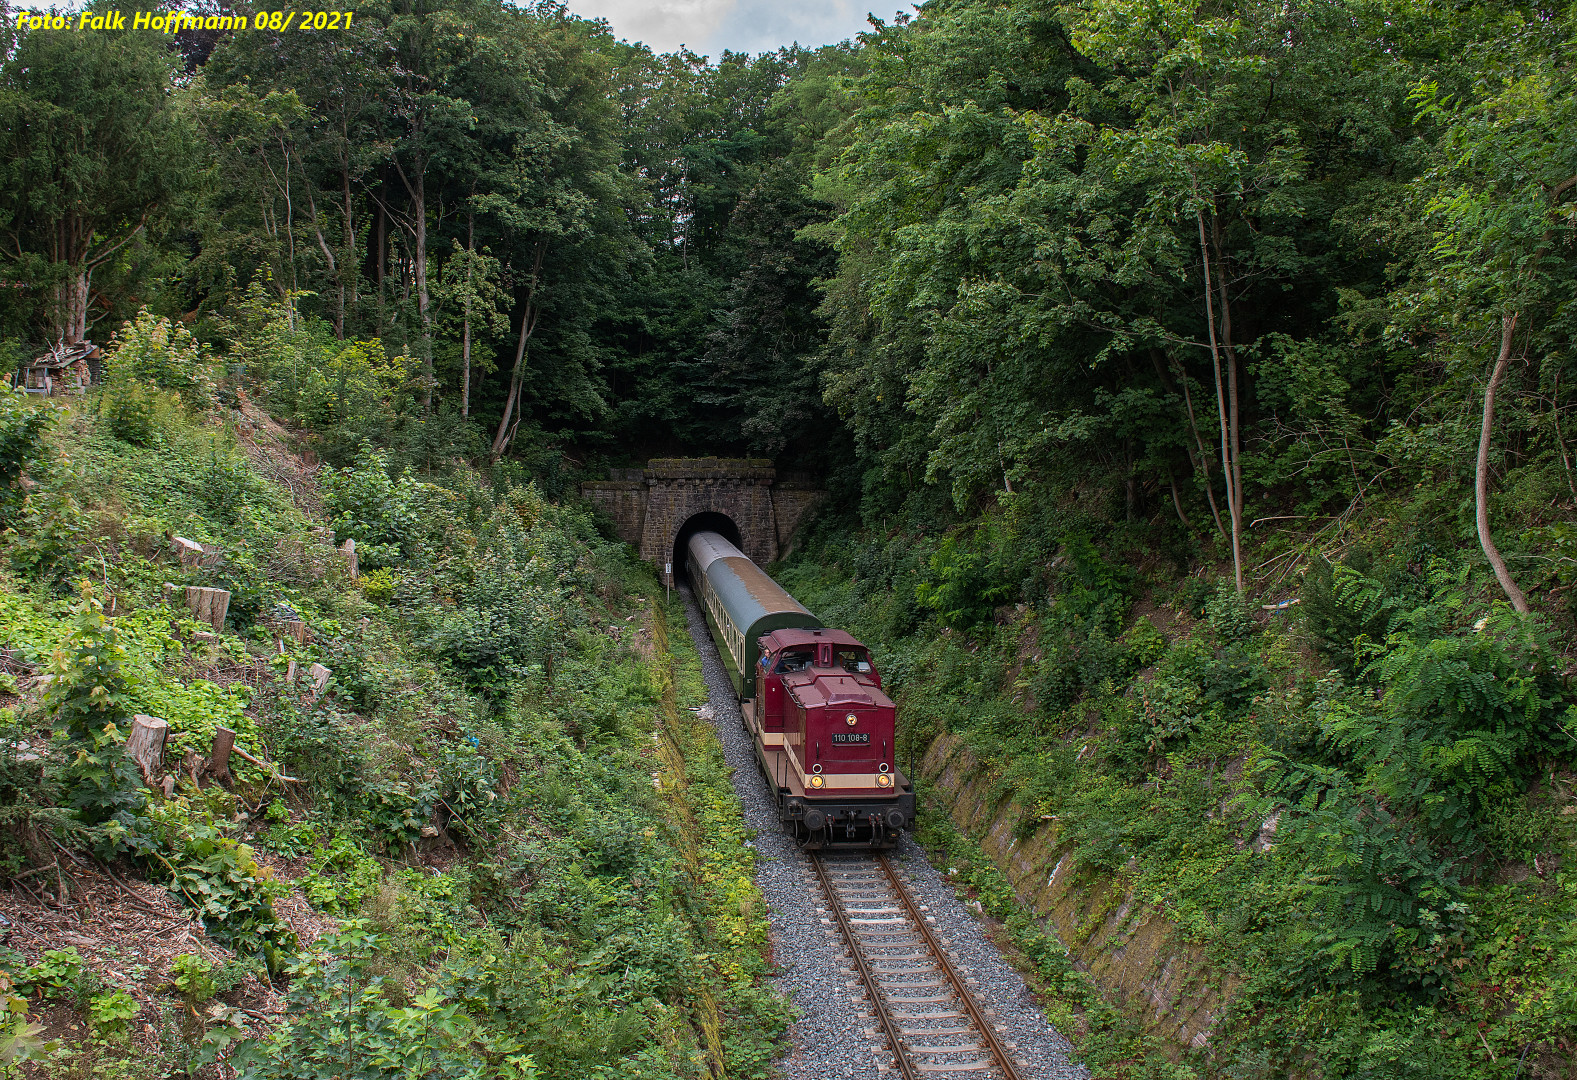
1,0,1571,592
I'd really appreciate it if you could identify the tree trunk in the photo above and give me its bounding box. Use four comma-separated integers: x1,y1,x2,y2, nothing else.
390,156,434,412
1152,348,1228,540
299,146,342,339
1214,213,1246,590
208,727,236,785
462,208,474,419
375,188,387,336
1477,313,1531,613
54,270,90,343
490,239,547,460
342,144,357,314
1198,207,1243,592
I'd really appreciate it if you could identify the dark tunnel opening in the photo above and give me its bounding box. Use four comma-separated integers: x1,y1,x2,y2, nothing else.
672,512,744,582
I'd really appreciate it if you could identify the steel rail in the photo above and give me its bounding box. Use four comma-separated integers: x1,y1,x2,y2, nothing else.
810,853,921,1080
877,854,1025,1080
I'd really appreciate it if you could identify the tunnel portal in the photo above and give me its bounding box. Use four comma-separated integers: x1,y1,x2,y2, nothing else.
579,458,824,586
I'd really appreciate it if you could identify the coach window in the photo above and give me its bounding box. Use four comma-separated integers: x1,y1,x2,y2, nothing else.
775,647,813,673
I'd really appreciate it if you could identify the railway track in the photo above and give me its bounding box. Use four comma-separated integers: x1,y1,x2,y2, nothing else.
811,853,1030,1079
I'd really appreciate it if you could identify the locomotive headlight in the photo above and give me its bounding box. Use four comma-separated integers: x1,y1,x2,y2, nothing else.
845,713,858,726
876,774,893,788
809,775,825,789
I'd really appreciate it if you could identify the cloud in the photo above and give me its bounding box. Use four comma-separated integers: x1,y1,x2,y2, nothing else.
568,0,882,57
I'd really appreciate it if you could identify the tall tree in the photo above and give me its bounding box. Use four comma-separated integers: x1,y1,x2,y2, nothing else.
0,20,188,343
1406,30,1577,612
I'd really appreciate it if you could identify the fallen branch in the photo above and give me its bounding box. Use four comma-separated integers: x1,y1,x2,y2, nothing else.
9,860,60,882
91,858,170,916
229,743,302,783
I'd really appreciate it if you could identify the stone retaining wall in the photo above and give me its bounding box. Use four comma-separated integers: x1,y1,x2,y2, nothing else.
920,731,1238,1054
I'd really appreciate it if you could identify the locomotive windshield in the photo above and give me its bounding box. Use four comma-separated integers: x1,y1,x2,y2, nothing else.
835,647,872,673
775,647,814,672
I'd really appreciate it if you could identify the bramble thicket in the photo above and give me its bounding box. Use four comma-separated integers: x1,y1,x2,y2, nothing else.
1,0,1576,1076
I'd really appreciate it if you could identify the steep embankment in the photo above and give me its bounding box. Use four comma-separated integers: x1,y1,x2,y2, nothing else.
0,390,788,1078
773,536,1577,1079
921,731,1233,1051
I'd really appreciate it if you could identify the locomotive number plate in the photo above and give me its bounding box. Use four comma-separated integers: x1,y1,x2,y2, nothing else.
832,733,870,744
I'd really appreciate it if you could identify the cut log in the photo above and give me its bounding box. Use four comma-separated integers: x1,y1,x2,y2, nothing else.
185,587,231,632
209,727,236,784
308,663,331,699
125,714,168,785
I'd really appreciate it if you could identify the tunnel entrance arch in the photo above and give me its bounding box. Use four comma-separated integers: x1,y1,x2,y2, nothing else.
672,512,743,582
578,458,826,586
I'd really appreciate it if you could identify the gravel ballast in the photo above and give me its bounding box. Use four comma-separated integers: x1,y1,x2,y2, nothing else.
679,588,1088,1079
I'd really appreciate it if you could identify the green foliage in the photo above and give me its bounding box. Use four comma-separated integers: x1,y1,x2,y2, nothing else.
19,948,100,1005
170,954,218,1006
784,499,1577,1076
99,379,162,446
1300,557,1422,676
1205,581,1258,642
234,924,540,1080
322,444,427,568
302,834,385,916
104,309,215,408
88,988,140,1039
915,531,1014,629
142,805,294,963
0,385,54,531
42,585,131,739
359,567,395,603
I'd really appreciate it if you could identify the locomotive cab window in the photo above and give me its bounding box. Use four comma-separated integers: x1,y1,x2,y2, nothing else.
775,647,814,673
835,647,872,674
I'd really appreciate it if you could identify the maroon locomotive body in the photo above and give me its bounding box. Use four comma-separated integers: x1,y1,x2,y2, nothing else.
688,532,913,848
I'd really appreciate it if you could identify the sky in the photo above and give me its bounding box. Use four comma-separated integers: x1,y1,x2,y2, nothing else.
566,0,895,58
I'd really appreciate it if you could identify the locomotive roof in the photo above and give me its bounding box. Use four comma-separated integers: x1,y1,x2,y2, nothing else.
786,673,894,711
759,627,866,650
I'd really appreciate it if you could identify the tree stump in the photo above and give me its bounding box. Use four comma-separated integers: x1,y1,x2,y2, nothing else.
172,536,205,568
283,619,311,645
185,587,231,631
339,538,358,579
308,663,331,699
286,659,297,684
125,714,168,785
209,727,236,784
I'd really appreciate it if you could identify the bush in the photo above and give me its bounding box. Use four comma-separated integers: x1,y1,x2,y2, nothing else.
100,379,162,445
170,954,218,1005
0,384,54,530
104,308,215,408
914,530,1014,629
322,443,428,568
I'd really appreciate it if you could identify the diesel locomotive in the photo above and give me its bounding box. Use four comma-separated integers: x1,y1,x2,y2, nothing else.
686,531,914,848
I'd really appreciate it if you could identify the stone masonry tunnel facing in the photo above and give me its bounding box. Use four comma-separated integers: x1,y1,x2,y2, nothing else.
579,458,825,585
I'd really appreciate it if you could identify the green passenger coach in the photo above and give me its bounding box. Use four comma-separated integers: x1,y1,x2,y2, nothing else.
685,531,821,699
